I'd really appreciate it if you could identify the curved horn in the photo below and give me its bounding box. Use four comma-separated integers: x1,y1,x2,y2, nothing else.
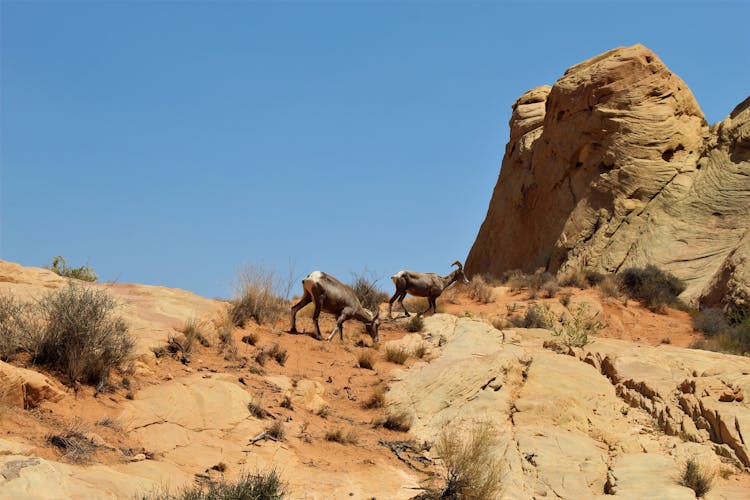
451,260,463,270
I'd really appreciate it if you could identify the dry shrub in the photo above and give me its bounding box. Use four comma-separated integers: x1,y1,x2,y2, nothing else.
691,312,750,356
692,308,729,337
558,269,588,289
241,332,259,345
248,398,269,419
541,279,560,298
325,428,358,444
558,293,572,307
356,349,375,370
268,343,288,366
385,345,409,364
406,315,424,333
2,284,133,385
317,405,331,418
509,315,525,327
680,458,713,497
363,386,386,409
46,420,96,463
524,304,554,329
413,343,427,359
422,422,502,499
466,276,494,304
266,421,285,440
618,265,686,312
382,410,412,432
230,264,288,327
254,348,268,366
491,316,511,330
349,270,389,312
280,396,293,409
597,275,620,298
138,469,287,500
46,255,97,282
499,269,524,284
180,317,211,348
507,269,553,294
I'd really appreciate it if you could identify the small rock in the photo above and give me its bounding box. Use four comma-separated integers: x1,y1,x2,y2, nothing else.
130,453,147,462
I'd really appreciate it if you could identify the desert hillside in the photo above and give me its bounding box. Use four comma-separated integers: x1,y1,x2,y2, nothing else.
1,259,749,499
465,44,750,310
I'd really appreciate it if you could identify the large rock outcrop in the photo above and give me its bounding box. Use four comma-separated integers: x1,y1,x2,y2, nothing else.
465,44,750,307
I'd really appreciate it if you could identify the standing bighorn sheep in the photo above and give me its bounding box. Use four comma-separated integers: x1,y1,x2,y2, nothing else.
290,271,380,343
388,260,469,318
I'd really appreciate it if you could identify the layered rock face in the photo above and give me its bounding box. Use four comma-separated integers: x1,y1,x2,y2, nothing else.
465,44,750,307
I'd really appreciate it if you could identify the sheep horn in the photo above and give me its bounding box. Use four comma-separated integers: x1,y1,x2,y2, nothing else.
451,260,463,270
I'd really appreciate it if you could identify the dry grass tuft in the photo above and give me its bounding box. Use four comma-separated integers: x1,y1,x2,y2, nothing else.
679,458,713,497
267,343,288,366
265,421,285,441
382,410,412,432
421,422,502,499
229,264,288,327
466,276,495,304
325,428,358,445
406,315,424,333
362,385,386,409
385,345,410,364
356,349,376,370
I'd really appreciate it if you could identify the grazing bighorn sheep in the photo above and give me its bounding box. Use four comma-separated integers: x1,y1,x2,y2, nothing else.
388,260,469,318
290,271,380,343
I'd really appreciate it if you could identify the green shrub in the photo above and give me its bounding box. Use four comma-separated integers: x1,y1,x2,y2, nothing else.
349,270,388,312
138,469,287,500
552,303,606,348
230,265,287,327
46,256,97,282
679,458,713,497
618,265,686,312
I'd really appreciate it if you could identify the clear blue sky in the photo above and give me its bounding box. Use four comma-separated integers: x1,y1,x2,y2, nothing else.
2,1,748,299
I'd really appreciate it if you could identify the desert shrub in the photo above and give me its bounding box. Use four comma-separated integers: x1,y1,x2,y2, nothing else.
356,349,375,370
25,284,132,385
248,398,269,419
317,405,331,418
558,293,572,308
679,458,713,497
558,269,588,289
242,333,259,346
541,279,560,298
363,386,386,409
692,314,750,355
267,343,288,366
385,345,409,364
0,294,43,360
509,315,525,327
491,316,511,330
325,428,358,444
421,422,501,499
413,343,428,359
692,308,729,336
597,275,620,298
46,255,97,282
349,270,388,312
552,303,606,348
382,411,412,432
584,269,605,286
524,304,554,329
46,420,96,463
466,276,495,304
139,469,287,500
406,315,424,333
499,269,523,284
230,265,288,327
265,421,285,440
618,265,686,312
181,318,211,348
280,396,293,410
507,269,554,294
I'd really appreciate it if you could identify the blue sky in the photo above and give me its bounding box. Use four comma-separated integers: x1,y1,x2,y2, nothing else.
2,1,748,299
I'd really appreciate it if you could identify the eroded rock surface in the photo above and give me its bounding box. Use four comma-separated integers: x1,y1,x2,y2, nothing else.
387,315,750,499
465,45,750,308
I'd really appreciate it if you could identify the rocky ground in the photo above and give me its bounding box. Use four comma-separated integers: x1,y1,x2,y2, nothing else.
1,260,749,499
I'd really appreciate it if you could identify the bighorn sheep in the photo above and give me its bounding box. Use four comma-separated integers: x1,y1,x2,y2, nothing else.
388,260,469,318
290,271,380,343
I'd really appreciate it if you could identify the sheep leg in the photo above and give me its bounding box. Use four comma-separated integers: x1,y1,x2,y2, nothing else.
388,291,400,319
430,297,437,314
312,293,325,340
419,297,433,316
290,292,312,333
398,293,411,317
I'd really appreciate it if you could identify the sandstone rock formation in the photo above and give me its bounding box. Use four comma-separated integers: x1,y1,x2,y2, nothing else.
387,315,750,498
465,44,750,308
